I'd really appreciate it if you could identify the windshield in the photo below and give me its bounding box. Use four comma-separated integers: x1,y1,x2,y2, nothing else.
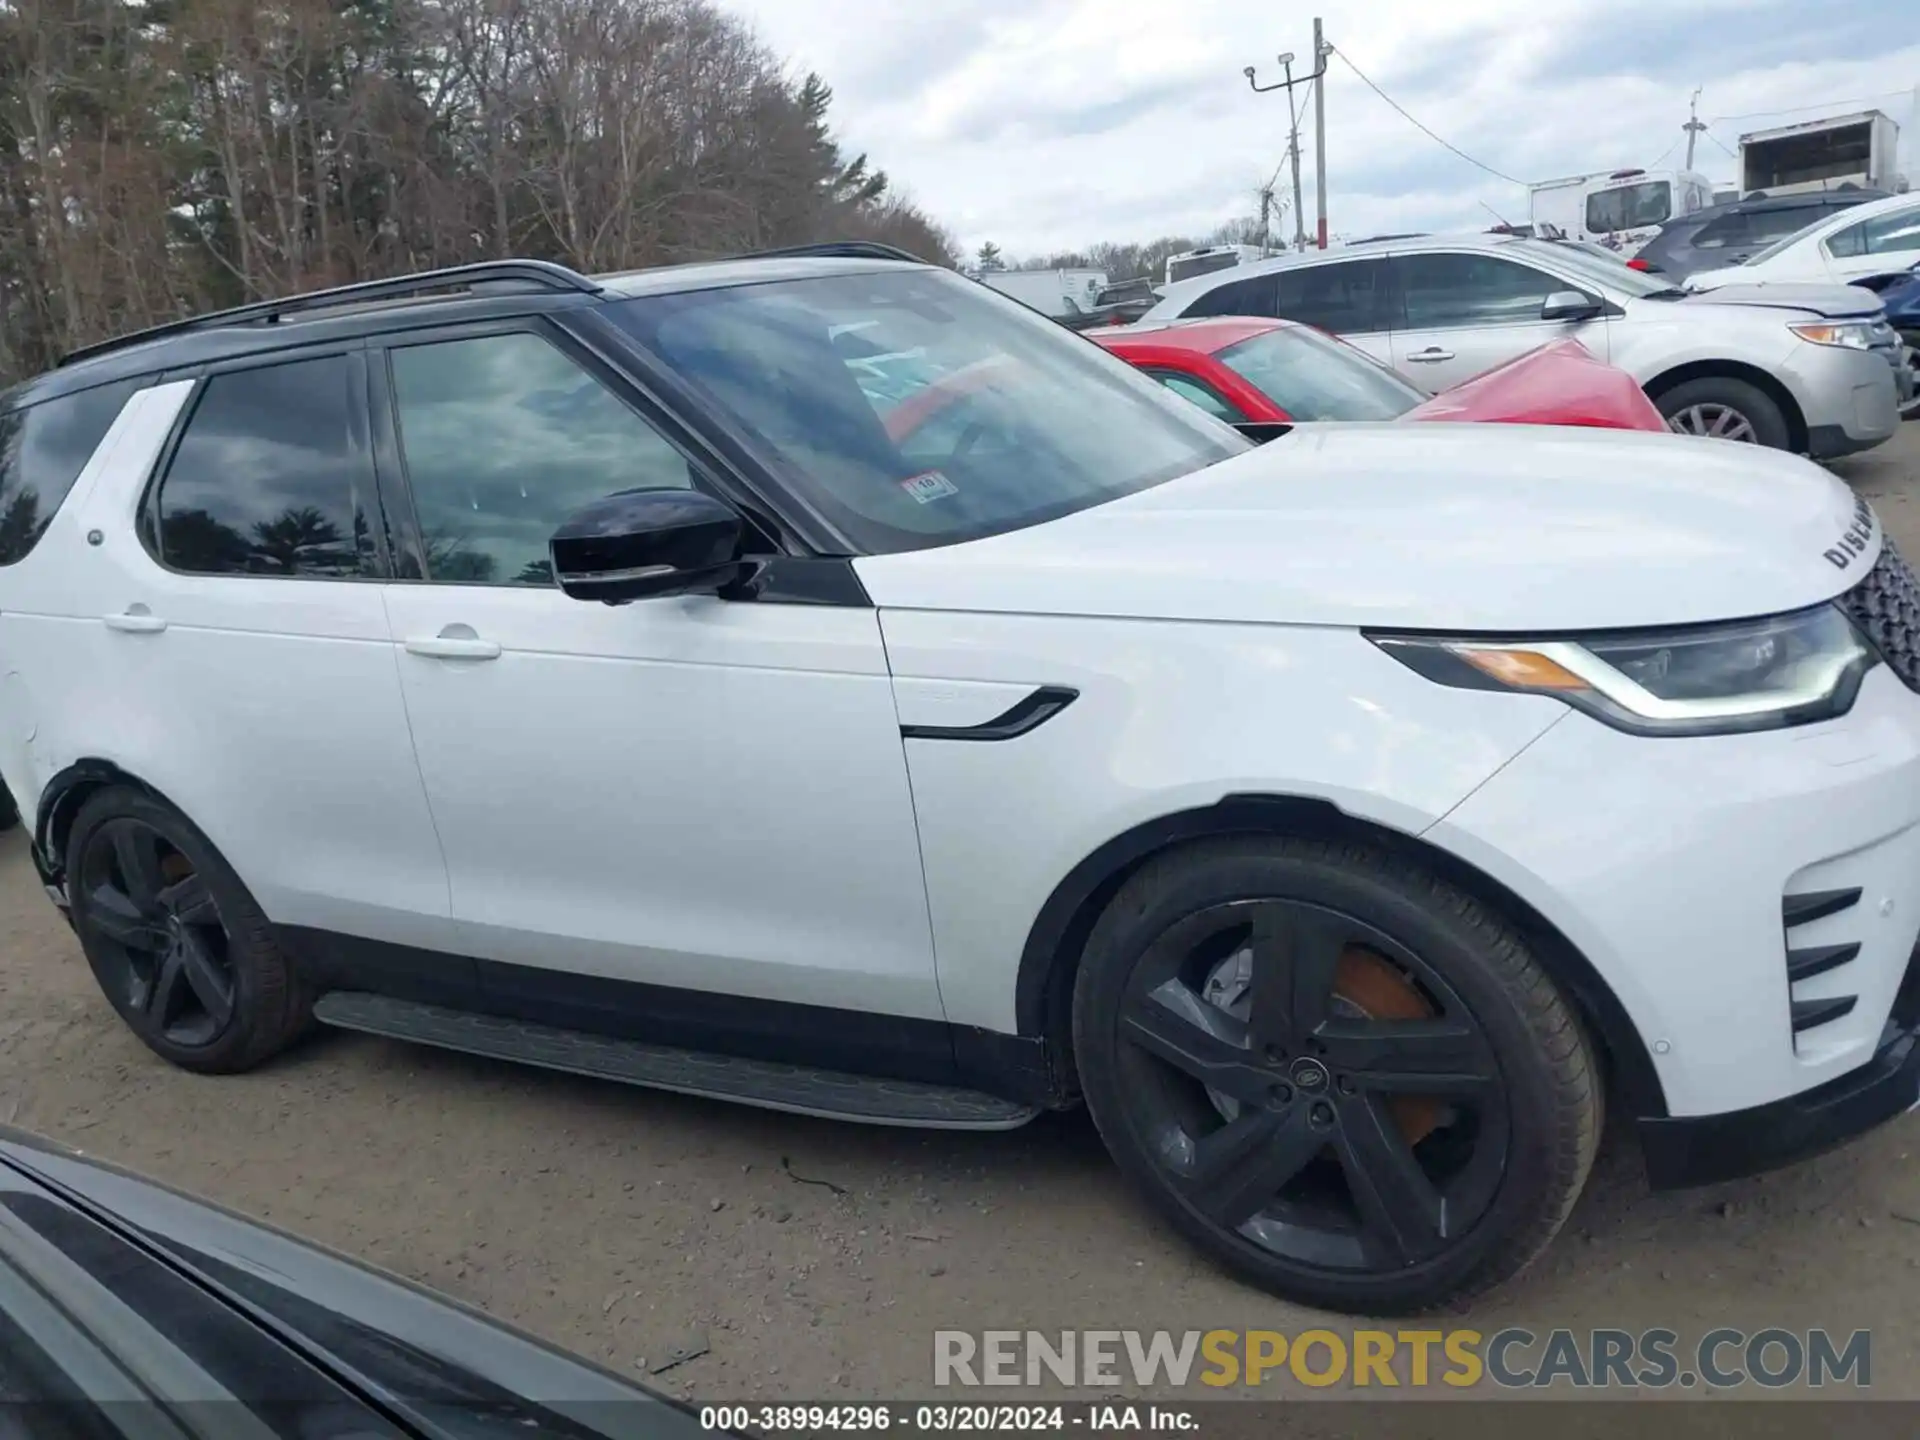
607,268,1244,554
1585,180,1671,234
1742,209,1840,268
1216,326,1420,421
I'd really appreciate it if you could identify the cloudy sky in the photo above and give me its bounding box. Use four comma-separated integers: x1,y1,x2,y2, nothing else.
725,0,1920,259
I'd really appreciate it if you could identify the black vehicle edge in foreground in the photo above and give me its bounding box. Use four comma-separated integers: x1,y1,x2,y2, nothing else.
0,1125,712,1439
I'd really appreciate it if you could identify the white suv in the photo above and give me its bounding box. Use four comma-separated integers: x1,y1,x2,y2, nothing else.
6,249,1920,1314
1688,191,1920,292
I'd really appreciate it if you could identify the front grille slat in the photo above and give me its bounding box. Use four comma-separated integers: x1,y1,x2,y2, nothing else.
1839,537,1920,691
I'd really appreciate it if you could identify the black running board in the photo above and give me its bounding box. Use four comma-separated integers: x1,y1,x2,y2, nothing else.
312,992,1040,1130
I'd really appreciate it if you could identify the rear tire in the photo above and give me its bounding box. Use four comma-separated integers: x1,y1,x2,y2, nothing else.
67,787,310,1073
1654,376,1790,449
1072,835,1602,1314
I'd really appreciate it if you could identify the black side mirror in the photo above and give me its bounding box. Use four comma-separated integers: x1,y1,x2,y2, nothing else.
1542,290,1602,322
550,488,748,604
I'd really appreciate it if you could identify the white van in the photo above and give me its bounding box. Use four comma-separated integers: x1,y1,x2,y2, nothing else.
1529,167,1715,253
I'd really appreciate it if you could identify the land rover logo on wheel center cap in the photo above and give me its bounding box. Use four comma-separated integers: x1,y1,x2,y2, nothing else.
1290,1058,1329,1090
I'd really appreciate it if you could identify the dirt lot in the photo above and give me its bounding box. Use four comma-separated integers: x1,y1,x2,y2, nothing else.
5,426,1920,1404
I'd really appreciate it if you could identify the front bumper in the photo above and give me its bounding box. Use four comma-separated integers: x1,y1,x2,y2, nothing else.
1639,969,1920,1188
1426,663,1920,1130
1784,340,1900,458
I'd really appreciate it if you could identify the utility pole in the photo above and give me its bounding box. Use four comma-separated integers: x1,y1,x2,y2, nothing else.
1245,25,1326,252
1284,53,1307,251
1312,18,1329,249
1682,86,1706,172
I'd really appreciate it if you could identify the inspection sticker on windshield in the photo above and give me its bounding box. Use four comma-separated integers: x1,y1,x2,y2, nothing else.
901,470,960,504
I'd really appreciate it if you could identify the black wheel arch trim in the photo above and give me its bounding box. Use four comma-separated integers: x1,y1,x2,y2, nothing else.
899,686,1078,742
32,758,171,898
1013,792,1669,1118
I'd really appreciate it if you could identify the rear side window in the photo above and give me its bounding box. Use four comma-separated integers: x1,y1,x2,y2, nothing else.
1272,260,1389,334
1689,211,1758,250
0,379,139,565
153,356,374,577
1182,274,1277,319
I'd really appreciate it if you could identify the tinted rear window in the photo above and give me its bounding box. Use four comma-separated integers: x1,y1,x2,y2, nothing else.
153,357,373,577
0,379,140,565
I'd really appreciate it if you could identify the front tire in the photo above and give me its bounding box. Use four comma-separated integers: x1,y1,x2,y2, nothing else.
1072,836,1601,1314
1655,376,1790,449
67,787,310,1073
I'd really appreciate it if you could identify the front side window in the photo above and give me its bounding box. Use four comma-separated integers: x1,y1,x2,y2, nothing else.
1271,260,1389,335
0,378,139,565
1397,253,1568,330
607,269,1242,554
1215,326,1420,421
1586,181,1672,234
1828,204,1920,260
389,331,693,586
154,357,372,577
1148,370,1244,422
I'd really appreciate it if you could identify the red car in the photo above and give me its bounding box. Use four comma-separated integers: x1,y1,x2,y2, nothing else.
1086,317,1669,432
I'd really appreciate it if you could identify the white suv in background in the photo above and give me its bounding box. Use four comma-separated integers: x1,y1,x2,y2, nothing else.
1688,191,1920,292
1144,232,1904,455
6,249,1920,1315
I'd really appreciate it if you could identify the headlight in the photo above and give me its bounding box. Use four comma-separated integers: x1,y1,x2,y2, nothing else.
1371,605,1874,736
1790,321,1878,351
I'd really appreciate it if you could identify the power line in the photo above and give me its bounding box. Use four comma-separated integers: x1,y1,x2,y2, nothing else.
1330,45,1526,188
1710,90,1912,127
1702,128,1739,160
1643,135,1682,171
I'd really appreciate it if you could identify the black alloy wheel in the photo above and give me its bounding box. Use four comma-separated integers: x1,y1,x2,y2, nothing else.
78,817,236,1048
1117,898,1506,1273
1074,837,1600,1314
67,787,310,1072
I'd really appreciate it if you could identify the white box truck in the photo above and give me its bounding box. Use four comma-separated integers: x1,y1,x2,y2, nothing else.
977,268,1110,320
1739,110,1903,197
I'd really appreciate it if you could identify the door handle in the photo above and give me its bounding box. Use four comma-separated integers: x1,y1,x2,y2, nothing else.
102,607,166,634
405,625,501,661
1407,347,1455,363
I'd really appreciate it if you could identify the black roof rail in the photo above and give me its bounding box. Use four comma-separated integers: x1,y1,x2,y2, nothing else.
59,259,601,369
741,241,930,264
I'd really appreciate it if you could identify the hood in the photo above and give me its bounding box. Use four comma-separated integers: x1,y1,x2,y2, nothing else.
1678,279,1884,318
855,423,1876,633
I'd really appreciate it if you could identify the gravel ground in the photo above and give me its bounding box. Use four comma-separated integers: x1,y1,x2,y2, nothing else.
4,424,1920,1405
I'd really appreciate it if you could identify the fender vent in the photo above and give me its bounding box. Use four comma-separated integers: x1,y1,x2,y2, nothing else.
1781,885,1862,1047
1838,539,1920,691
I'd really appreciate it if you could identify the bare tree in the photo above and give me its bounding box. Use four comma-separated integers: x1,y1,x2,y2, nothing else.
0,0,955,385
